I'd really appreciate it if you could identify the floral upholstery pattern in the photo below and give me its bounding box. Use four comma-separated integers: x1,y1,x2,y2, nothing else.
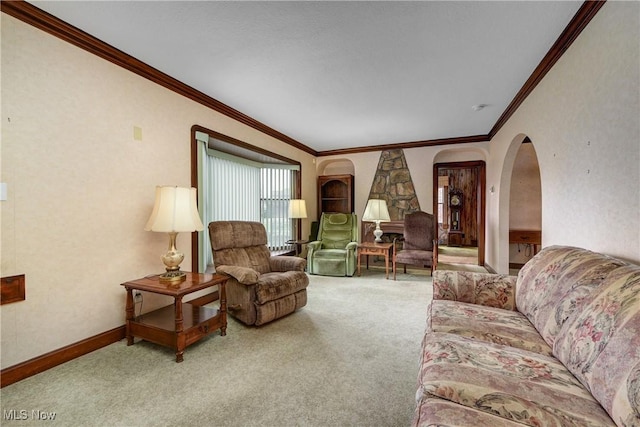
516,245,626,347
413,396,526,427
432,270,516,310
554,265,640,427
429,300,553,356
415,246,638,427
415,333,615,427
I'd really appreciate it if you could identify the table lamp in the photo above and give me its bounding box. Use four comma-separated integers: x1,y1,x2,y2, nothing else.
363,199,391,242
145,186,204,283
288,199,307,240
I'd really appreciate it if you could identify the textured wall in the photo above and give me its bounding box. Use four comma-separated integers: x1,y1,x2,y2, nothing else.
486,1,639,272
0,15,316,368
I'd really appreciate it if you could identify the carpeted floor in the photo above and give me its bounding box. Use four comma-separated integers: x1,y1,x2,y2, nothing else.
1,269,432,427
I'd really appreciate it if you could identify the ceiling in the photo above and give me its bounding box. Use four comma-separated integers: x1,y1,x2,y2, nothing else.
27,1,585,154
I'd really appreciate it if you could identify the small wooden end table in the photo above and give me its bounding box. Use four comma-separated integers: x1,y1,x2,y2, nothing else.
121,272,227,363
357,242,394,279
286,239,310,257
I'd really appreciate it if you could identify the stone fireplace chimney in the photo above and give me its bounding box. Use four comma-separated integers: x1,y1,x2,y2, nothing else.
367,149,420,221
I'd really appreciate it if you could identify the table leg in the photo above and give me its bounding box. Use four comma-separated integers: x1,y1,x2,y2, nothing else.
174,296,185,363
125,288,134,346
357,251,362,276
219,282,227,336
385,251,389,279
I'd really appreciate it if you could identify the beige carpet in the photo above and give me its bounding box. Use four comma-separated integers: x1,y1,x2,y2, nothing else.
1,269,432,427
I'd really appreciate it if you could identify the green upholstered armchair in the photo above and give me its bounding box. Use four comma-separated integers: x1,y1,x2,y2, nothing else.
307,212,358,277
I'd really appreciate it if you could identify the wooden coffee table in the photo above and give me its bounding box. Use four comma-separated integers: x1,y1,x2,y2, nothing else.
121,272,227,362
357,242,394,279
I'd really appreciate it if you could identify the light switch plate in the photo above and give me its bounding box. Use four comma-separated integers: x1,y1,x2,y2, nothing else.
133,126,142,141
0,183,7,201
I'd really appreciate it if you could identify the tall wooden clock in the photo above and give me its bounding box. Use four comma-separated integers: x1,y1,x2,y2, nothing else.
448,188,464,246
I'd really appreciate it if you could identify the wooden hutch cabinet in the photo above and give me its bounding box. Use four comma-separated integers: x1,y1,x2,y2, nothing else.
317,174,354,217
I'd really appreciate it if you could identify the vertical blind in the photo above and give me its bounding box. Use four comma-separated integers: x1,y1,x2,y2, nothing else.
210,156,261,222
261,167,294,252
197,139,297,270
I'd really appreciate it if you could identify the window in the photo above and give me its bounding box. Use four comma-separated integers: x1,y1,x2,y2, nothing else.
261,167,295,252
194,128,301,272
437,175,449,229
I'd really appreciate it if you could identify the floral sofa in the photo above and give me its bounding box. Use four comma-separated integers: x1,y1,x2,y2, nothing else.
413,245,640,427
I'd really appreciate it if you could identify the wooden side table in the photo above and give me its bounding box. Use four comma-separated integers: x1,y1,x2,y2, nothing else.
121,272,227,363
286,239,310,257
357,242,394,279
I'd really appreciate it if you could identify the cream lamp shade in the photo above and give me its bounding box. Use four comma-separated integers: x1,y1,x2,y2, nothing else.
288,199,308,219
362,199,391,243
288,199,307,244
145,186,204,284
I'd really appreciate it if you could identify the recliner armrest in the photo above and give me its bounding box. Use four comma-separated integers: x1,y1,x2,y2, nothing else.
270,255,307,272
216,265,259,285
432,270,517,310
308,241,321,251
345,241,358,251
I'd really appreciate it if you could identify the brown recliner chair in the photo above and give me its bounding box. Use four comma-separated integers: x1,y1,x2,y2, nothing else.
208,221,309,326
393,211,436,279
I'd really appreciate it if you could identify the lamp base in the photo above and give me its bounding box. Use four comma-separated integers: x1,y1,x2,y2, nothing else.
159,232,186,285
373,222,384,243
159,270,187,284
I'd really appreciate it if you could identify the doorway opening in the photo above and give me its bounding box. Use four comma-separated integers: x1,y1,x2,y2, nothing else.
508,137,542,274
433,161,486,267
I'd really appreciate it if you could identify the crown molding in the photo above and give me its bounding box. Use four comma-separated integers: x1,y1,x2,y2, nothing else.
317,134,489,157
1,0,317,157
3,0,605,157
488,0,606,139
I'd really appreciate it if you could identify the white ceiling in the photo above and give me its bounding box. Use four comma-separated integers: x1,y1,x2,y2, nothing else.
30,1,584,153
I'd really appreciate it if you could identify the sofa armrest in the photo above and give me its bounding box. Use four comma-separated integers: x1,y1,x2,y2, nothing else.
346,241,358,252
216,265,259,285
269,255,307,272
432,270,517,310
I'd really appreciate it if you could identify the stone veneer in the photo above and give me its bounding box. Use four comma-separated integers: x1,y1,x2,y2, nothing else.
367,149,421,220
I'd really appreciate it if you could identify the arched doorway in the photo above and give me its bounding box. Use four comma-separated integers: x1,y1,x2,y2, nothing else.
508,138,542,272
498,134,542,273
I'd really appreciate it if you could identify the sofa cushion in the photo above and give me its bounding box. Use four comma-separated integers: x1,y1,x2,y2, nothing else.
429,300,553,356
416,333,616,427
413,396,526,427
255,271,308,304
433,270,516,310
553,264,640,427
516,246,626,347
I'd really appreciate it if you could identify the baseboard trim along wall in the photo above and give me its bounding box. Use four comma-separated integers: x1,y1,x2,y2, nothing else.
1,326,126,388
